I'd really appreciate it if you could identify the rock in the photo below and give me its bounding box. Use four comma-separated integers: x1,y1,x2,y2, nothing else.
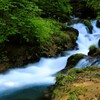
54,12,69,22
98,39,100,47
61,26,79,49
61,53,84,73
66,53,84,67
96,20,100,28
88,45,97,55
62,26,79,37
84,20,93,34
88,45,100,57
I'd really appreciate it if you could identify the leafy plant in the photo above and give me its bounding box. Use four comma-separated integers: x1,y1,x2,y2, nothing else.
37,0,72,19
0,0,41,43
86,0,100,18
69,90,79,100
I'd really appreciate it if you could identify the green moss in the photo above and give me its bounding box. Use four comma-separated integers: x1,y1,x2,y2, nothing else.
89,45,97,51
52,66,100,100
84,66,100,71
67,53,84,67
83,20,93,33
53,89,59,95
88,45,97,56
69,90,79,100
84,21,92,27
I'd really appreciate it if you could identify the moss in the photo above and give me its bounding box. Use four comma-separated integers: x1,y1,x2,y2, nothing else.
51,66,100,100
88,45,99,56
89,45,97,50
84,66,100,71
84,20,92,27
69,90,79,100
53,89,59,95
67,53,84,68
84,20,93,33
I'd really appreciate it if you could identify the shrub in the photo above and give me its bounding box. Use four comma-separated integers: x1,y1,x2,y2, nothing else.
0,0,42,43
86,0,100,18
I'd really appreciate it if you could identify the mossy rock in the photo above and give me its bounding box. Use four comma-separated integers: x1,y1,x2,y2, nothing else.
84,20,93,34
67,53,84,67
61,53,84,73
61,27,79,49
61,27,79,37
88,45,100,57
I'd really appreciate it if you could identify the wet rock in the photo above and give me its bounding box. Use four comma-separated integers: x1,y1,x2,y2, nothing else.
98,39,100,47
62,26,79,37
88,45,100,57
88,45,97,55
96,20,100,28
61,26,79,49
66,53,84,67
84,20,93,34
61,53,84,73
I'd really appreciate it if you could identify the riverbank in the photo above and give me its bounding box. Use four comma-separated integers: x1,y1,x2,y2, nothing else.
51,66,100,100
0,26,78,73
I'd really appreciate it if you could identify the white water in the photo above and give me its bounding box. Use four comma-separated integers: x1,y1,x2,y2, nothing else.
0,20,100,96
75,58,100,68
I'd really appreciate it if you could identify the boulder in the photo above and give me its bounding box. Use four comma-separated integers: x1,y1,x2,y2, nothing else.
84,20,93,34
61,26,79,49
88,45,100,57
66,53,84,68
62,26,79,37
61,53,84,73
98,39,100,47
96,20,100,28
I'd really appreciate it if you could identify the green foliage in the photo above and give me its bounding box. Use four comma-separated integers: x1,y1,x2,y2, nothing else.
38,0,72,18
56,73,64,79
86,0,100,18
0,0,64,45
53,89,59,95
56,71,76,86
65,75,75,82
0,0,42,43
23,17,62,44
69,90,79,100
67,68,77,76
83,66,100,71
84,20,92,27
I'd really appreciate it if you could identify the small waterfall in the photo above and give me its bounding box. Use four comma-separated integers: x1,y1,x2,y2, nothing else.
72,20,100,52
0,20,99,98
75,58,100,68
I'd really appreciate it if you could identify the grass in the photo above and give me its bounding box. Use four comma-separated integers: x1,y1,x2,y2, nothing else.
52,66,100,100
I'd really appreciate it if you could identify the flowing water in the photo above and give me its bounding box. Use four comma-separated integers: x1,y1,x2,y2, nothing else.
0,20,100,100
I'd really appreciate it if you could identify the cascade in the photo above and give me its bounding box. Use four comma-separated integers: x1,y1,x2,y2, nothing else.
0,20,100,99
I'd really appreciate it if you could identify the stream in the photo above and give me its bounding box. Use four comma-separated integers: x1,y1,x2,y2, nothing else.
0,20,100,100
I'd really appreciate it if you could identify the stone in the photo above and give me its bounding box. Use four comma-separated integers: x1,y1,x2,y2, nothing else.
96,20,100,28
